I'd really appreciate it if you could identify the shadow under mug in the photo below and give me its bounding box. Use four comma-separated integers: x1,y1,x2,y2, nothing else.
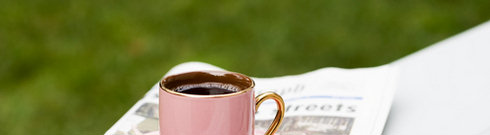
159,71,285,135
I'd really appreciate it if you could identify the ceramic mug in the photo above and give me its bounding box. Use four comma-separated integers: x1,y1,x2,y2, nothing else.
159,71,285,135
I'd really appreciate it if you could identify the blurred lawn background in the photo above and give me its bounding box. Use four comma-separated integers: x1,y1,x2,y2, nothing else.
0,0,489,134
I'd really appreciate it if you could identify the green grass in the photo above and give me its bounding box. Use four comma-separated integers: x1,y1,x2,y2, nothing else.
0,0,489,134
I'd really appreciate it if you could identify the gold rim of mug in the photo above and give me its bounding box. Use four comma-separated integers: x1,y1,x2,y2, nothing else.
159,71,255,98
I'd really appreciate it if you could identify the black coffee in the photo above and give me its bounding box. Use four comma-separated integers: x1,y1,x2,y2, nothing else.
164,71,251,96
179,87,236,95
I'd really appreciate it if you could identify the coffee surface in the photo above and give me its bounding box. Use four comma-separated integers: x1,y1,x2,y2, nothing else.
179,87,236,95
173,82,240,95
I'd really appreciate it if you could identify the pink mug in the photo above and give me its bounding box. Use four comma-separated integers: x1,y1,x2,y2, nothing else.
159,71,285,135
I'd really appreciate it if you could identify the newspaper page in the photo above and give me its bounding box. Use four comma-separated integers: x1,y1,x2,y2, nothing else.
105,62,397,135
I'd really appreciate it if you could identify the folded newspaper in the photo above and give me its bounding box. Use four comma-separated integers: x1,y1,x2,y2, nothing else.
106,62,398,135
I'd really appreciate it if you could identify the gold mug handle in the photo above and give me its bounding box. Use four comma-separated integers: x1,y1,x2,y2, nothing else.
255,92,285,135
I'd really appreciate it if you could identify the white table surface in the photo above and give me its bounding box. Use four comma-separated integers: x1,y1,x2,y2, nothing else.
384,21,490,135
